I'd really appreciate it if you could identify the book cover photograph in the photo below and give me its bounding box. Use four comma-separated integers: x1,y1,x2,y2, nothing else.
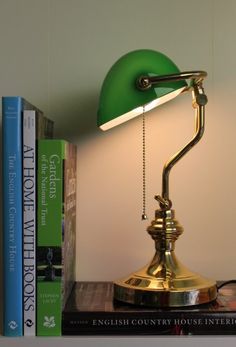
37,139,77,336
62,282,236,335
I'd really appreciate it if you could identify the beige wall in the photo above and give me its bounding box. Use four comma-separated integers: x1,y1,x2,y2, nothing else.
0,0,236,282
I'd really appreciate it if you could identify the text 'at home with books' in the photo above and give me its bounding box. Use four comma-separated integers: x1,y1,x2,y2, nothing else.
2,96,76,336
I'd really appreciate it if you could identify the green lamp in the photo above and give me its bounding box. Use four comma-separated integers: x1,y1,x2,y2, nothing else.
97,49,217,307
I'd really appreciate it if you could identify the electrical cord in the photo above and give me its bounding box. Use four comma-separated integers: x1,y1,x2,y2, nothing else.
217,280,236,291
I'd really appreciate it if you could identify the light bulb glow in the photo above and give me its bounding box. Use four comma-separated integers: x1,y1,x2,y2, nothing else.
100,86,185,131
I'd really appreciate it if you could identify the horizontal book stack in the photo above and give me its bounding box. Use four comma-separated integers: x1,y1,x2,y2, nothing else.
62,281,236,336
2,96,77,337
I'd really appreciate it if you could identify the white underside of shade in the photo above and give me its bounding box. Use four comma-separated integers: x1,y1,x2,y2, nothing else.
100,87,186,131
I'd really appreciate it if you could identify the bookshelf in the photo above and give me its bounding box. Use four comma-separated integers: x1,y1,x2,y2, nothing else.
0,337,236,347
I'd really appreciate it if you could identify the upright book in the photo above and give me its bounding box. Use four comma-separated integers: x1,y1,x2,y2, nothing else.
37,139,77,336
63,282,236,335
2,96,38,336
23,109,54,336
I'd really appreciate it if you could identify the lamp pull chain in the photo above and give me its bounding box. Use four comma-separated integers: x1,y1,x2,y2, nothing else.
142,105,148,220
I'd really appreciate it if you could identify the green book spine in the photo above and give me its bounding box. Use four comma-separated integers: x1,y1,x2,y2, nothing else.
37,139,76,336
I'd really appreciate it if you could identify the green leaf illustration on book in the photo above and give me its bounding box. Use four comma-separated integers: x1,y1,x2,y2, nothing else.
43,316,56,328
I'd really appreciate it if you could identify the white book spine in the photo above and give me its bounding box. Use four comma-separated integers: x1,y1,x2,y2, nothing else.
23,110,36,336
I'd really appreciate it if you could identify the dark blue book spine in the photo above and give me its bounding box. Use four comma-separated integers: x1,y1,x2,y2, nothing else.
2,96,23,336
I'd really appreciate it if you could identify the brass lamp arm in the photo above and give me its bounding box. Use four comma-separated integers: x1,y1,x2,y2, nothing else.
160,83,207,206
137,71,207,90
137,69,208,207
137,70,208,207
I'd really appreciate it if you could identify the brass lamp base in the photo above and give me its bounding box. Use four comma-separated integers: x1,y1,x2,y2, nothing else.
114,209,217,307
114,261,217,307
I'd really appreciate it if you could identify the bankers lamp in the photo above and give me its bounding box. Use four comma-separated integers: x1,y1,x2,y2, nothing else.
97,49,217,307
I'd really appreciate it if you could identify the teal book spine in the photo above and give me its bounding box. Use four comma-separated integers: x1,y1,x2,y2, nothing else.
37,139,76,336
2,96,24,336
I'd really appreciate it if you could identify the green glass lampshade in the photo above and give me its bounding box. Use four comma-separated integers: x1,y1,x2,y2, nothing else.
97,49,187,130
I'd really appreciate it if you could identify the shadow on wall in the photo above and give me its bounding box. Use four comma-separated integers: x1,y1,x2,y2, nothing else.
50,90,100,143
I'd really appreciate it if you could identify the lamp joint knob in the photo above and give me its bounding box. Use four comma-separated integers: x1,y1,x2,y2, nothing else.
155,195,172,210
137,76,151,90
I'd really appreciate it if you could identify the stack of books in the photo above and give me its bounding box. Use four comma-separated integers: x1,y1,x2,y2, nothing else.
2,96,77,337
62,281,236,336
